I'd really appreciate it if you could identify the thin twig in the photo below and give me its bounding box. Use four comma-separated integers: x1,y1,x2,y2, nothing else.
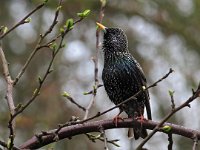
99,126,109,150
64,95,86,111
83,84,103,95
13,1,62,86
193,133,198,150
85,133,119,147
168,133,173,150
0,139,20,150
169,90,175,110
136,83,200,150
12,14,85,126
0,2,45,40
84,95,96,119
83,0,106,119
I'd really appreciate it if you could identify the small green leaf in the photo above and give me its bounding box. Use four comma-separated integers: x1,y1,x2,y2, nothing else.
25,17,31,23
83,92,88,95
168,90,175,96
77,13,83,17
7,138,11,149
3,27,8,34
65,18,74,30
44,0,48,3
83,9,91,17
77,9,91,18
62,91,70,97
162,125,172,132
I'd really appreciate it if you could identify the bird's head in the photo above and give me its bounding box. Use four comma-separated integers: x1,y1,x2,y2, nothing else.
96,22,128,54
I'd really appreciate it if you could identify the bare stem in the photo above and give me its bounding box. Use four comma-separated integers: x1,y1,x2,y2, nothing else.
0,46,15,149
64,95,86,111
193,134,198,150
13,1,62,86
168,133,173,150
0,3,45,40
83,0,106,119
99,126,109,150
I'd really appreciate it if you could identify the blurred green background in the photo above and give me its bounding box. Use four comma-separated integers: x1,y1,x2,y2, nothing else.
0,0,200,149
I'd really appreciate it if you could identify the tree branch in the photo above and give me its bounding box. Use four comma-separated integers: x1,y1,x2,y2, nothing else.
13,0,62,86
136,83,200,149
0,45,16,149
0,2,45,40
19,118,200,149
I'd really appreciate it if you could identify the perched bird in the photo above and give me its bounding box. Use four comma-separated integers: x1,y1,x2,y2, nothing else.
97,22,152,139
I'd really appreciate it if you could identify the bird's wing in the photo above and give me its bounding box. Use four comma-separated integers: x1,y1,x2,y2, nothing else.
132,57,152,120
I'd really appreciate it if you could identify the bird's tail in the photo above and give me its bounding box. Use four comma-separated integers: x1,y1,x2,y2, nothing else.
128,127,148,140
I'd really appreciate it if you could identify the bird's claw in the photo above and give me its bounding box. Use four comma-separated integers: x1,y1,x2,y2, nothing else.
113,116,124,127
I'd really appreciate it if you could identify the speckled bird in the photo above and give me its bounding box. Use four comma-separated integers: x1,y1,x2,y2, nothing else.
97,22,152,139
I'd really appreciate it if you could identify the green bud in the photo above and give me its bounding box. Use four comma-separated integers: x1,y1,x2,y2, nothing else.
168,90,175,96
59,27,65,34
50,43,57,50
83,92,88,95
56,6,62,11
77,9,91,18
62,91,70,97
162,125,172,132
83,9,91,17
2,26,8,34
7,138,11,149
33,88,40,96
25,17,31,23
44,0,48,3
65,18,74,30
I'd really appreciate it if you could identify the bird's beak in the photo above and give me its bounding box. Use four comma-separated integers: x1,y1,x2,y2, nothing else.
96,22,107,33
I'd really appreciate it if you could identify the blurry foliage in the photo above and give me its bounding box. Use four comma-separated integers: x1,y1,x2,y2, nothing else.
0,0,200,149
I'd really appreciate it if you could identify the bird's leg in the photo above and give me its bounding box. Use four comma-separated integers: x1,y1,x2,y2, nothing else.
135,115,145,123
113,109,124,127
135,111,147,128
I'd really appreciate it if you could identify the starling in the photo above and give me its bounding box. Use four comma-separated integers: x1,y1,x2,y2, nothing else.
97,22,152,139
